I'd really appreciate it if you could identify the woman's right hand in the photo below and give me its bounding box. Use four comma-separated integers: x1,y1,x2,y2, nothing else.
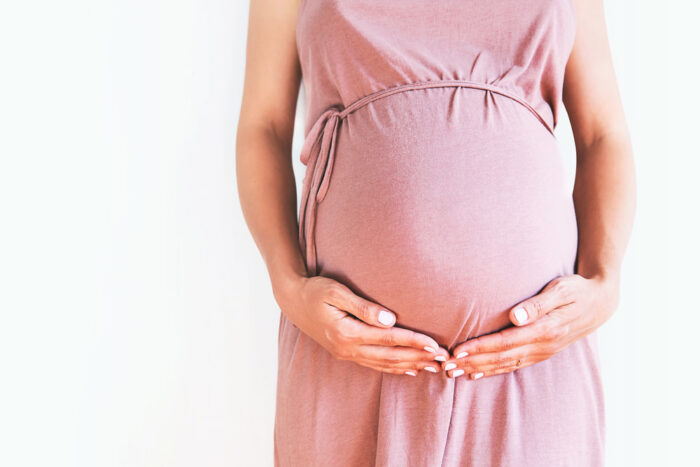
274,275,449,376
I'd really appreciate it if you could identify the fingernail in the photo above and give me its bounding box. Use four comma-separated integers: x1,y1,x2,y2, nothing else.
378,310,396,326
405,370,417,376
423,346,436,353
513,306,528,324
472,372,484,380
452,369,465,377
456,351,469,358
434,355,446,362
445,363,457,371
423,366,437,373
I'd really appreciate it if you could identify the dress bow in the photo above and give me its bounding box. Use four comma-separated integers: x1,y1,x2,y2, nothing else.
298,107,342,276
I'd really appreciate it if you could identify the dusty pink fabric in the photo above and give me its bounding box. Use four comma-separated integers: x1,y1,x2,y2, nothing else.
275,0,605,465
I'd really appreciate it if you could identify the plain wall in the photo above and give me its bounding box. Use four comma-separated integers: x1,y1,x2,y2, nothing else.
1,1,694,466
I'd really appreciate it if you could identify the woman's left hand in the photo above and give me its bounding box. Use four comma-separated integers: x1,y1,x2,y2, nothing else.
443,273,620,379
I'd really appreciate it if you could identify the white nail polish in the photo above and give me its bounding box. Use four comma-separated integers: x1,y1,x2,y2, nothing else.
405,370,417,376
456,351,469,358
378,310,395,326
445,363,457,371
453,369,465,377
513,306,528,324
424,366,437,373
434,355,447,362
423,346,436,353
472,372,484,380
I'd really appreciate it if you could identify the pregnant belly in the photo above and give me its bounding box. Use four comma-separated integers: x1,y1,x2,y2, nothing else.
311,86,578,350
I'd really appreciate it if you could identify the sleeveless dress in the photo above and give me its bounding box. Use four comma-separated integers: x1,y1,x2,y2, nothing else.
275,0,606,465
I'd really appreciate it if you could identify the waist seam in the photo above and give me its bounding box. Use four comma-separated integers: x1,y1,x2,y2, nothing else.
331,78,555,136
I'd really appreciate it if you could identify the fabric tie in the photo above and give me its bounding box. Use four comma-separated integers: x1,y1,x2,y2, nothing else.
298,107,342,276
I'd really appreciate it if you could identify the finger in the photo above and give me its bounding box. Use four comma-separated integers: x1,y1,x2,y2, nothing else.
451,313,573,371
355,361,402,375
449,348,525,371
368,365,429,376
509,276,575,326
360,363,417,376
338,316,448,357
447,348,541,377
354,344,443,367
329,283,397,328
355,358,442,376
470,357,537,376
467,360,536,380
449,364,523,380
451,325,539,357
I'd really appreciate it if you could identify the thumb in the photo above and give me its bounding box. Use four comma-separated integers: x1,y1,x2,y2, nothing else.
509,279,568,326
330,284,397,328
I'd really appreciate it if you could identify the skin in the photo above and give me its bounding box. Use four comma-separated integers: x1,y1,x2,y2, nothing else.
236,0,636,379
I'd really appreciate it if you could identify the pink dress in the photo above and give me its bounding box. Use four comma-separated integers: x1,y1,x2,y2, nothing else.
275,0,606,465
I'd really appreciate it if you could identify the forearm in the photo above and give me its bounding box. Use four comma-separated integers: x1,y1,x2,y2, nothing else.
236,124,308,299
572,131,637,286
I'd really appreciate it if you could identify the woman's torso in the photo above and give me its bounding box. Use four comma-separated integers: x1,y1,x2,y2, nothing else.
296,0,578,350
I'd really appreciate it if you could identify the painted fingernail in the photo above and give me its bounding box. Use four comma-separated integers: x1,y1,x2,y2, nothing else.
378,310,396,326
434,355,447,362
456,351,469,358
423,366,438,373
513,306,528,324
452,369,465,377
405,370,417,376
445,363,457,371
472,372,484,380
423,346,436,353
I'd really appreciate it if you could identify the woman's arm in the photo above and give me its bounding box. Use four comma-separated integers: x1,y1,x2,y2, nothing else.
565,0,637,286
236,0,450,375
443,0,637,379
236,0,307,293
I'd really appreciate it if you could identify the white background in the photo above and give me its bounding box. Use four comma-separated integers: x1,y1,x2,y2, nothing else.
0,1,696,466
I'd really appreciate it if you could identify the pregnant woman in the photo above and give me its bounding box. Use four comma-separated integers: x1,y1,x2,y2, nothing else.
237,0,636,465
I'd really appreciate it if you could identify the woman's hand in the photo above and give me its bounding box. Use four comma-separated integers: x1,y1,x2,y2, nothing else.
441,273,620,379
275,275,450,376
